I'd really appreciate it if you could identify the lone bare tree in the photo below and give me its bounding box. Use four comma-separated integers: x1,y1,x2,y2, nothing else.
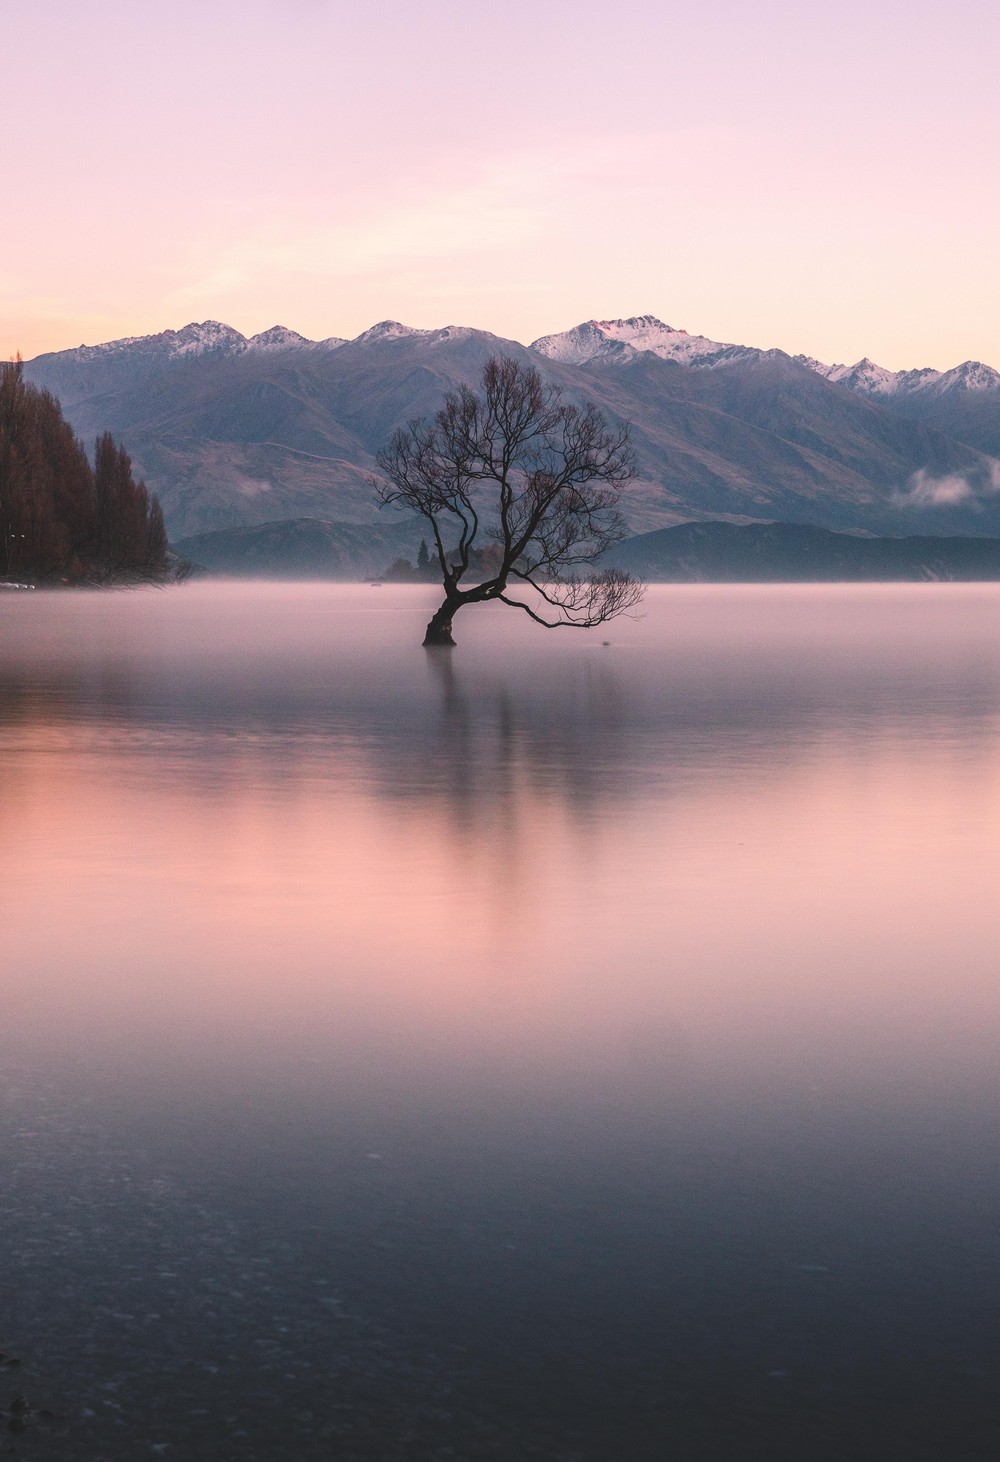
374,355,644,646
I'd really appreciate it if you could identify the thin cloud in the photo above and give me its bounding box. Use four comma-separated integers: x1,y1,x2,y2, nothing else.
896,461,1000,509
163,130,745,311
166,151,566,306
899,469,976,507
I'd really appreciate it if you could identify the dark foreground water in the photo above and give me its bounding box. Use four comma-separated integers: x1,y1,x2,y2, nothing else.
2,582,1000,1461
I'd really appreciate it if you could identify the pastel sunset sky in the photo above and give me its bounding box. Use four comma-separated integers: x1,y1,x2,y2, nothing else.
4,0,998,368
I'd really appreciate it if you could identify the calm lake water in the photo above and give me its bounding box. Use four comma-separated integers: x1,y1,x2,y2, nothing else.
2,582,1000,1460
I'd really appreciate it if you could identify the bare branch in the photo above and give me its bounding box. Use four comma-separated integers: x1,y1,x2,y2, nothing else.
499,568,644,628
371,354,645,646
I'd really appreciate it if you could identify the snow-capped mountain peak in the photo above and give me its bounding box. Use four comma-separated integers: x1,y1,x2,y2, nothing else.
930,360,1000,394
351,320,429,345
800,352,1000,400
26,317,1000,407
169,320,248,356
51,321,249,364
250,326,348,353
532,320,1000,398
249,326,314,351
805,356,905,396
531,315,746,368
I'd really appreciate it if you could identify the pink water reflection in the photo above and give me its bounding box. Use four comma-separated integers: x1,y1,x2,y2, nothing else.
2,584,1000,1113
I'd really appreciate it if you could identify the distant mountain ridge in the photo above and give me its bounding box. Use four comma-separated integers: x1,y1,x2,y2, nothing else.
604,520,1000,582
61,319,347,361
24,313,1000,541
533,315,1000,400
176,515,1000,586
42,311,1000,398
175,515,425,580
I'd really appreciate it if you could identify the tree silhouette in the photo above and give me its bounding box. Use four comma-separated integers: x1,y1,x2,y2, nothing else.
374,356,643,646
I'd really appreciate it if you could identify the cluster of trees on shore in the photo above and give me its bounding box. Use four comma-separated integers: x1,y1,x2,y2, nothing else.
384,538,447,582
0,358,169,583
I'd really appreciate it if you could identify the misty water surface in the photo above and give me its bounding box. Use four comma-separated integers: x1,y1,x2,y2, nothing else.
1,583,1000,1461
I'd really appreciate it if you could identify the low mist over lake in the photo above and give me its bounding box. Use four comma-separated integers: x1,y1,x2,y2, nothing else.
3,583,1000,1458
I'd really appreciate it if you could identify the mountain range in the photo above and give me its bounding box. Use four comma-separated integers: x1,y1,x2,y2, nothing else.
175,516,1000,585
23,315,1000,541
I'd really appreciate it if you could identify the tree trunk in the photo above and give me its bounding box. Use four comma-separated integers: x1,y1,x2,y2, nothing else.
423,597,460,647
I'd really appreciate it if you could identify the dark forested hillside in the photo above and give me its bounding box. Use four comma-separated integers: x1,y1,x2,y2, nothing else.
0,359,169,582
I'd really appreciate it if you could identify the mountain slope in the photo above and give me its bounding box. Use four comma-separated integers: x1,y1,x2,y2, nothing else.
27,325,540,536
24,316,1000,540
538,316,1000,463
557,350,998,533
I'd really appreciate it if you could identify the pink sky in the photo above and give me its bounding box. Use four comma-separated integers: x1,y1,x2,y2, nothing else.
4,0,999,369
